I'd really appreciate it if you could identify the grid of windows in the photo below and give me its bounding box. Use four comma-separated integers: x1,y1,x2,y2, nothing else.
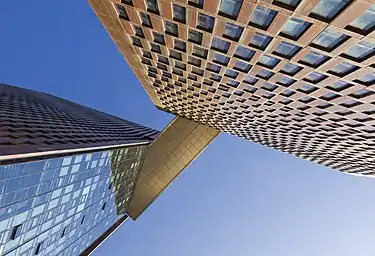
0,146,147,256
97,0,375,176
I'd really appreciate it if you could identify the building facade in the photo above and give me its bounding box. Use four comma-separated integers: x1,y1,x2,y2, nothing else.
0,83,219,255
90,0,375,176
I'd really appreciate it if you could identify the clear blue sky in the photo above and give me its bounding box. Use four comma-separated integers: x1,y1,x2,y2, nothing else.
1,1,375,255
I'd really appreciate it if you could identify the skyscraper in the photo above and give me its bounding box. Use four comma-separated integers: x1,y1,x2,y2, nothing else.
0,83,218,255
90,0,375,176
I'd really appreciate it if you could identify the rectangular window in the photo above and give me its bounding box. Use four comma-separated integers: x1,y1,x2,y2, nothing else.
310,29,349,52
225,69,239,78
341,40,375,62
303,71,328,84
346,5,375,35
189,0,204,9
146,0,159,14
277,76,296,86
206,63,222,73
193,46,208,59
213,53,230,65
298,51,330,68
158,55,169,64
165,21,178,37
174,39,186,52
249,6,277,30
279,17,311,40
249,33,273,50
175,61,186,70
210,73,222,82
233,60,251,73
256,69,274,80
150,43,161,53
257,55,280,69
10,224,22,240
223,23,244,41
192,67,204,76
133,25,145,38
188,30,203,45
116,4,129,20
211,37,230,53
327,80,353,92
354,73,375,86
280,63,302,76
140,13,153,28
35,242,43,255
121,0,133,6
227,80,240,87
170,50,182,60
243,76,258,85
153,32,165,45
197,13,215,33
173,4,186,23
328,62,359,77
219,0,243,20
273,41,302,59
309,0,351,22
272,0,301,11
234,46,255,61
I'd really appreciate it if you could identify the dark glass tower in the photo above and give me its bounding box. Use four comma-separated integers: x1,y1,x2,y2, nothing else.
0,83,158,255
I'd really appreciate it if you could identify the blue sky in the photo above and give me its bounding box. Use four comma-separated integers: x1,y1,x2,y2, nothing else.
1,1,375,255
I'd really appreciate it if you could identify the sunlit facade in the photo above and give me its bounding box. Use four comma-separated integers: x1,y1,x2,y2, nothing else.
90,0,375,176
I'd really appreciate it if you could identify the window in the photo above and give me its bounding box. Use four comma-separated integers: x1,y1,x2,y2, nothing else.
143,51,152,59
256,69,274,79
189,0,204,9
262,83,278,92
210,73,222,82
303,71,328,83
298,84,318,94
280,17,311,40
146,0,159,14
10,224,22,240
277,76,296,86
173,4,186,23
219,0,243,20
175,61,186,70
35,242,43,255
249,33,273,50
188,56,202,67
165,21,178,37
121,0,133,6
354,73,375,86
299,51,330,68
346,5,375,35
310,29,349,52
273,41,302,59
211,37,230,53
327,80,352,92
188,30,203,44
170,50,182,60
225,69,239,78
234,46,255,61
249,6,277,30
142,57,152,65
131,37,143,47
228,80,240,88
273,0,302,11
257,55,280,68
174,39,186,52
280,63,302,76
223,23,244,41
116,4,129,20
341,41,375,62
350,88,375,99
192,67,204,76
328,62,359,77
140,13,152,28
213,53,230,65
133,25,145,38
206,63,221,73
173,68,183,76
102,203,107,210
309,0,351,22
281,89,295,97
193,46,208,59
153,32,165,45
197,13,215,33
158,55,169,64
243,76,258,85
234,60,251,73
150,43,161,53
157,63,167,71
